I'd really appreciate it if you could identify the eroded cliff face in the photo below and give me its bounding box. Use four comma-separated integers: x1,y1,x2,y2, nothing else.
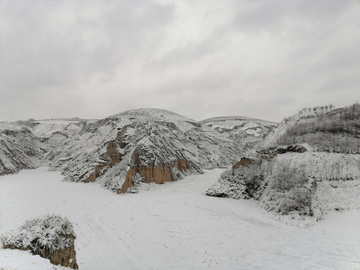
0,127,46,175
119,153,193,193
1,215,79,269
232,157,258,169
49,109,242,193
4,234,78,269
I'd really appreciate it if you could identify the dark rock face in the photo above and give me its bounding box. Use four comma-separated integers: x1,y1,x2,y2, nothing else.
258,144,307,159
233,157,258,169
275,145,307,154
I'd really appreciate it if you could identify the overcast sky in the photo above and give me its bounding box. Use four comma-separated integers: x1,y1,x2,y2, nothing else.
1,0,359,122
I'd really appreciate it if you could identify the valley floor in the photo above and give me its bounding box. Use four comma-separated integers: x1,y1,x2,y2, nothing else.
0,168,359,270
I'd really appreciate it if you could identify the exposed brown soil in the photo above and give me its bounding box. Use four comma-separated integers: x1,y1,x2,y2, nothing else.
83,140,123,183
3,234,78,269
118,158,192,193
233,157,258,169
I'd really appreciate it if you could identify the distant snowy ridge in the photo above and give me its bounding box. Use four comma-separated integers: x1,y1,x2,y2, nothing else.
201,115,276,125
32,119,92,139
201,115,278,152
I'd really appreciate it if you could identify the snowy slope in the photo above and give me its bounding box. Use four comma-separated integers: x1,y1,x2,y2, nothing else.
1,168,359,270
48,108,243,193
32,119,92,139
0,123,47,175
260,105,358,150
201,116,278,151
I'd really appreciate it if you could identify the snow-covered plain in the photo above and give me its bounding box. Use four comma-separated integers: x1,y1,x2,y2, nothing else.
1,168,360,270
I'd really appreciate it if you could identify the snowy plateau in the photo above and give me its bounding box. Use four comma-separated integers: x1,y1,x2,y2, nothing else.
0,106,360,270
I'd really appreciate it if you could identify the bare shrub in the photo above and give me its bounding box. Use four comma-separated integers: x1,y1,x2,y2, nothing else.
260,171,314,215
206,160,267,199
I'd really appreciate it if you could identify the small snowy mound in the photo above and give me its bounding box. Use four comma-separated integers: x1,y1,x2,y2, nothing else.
1,215,78,269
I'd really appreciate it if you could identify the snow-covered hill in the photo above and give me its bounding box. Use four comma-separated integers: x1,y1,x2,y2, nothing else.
1,106,359,218
207,103,360,219
200,116,278,152
260,104,360,151
48,109,243,193
1,106,360,269
0,123,46,175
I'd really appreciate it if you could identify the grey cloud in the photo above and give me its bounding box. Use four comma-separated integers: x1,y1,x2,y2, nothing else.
231,0,353,34
0,0,359,122
1,0,174,87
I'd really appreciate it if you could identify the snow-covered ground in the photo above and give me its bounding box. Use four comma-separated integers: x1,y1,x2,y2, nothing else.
0,168,359,270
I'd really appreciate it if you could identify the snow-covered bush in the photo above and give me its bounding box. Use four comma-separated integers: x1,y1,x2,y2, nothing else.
207,156,319,217
260,171,314,216
1,215,78,269
206,162,266,200
1,214,75,255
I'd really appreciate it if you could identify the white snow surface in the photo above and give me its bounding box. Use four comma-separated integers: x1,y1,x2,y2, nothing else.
1,168,360,270
273,152,360,181
0,123,23,132
113,108,198,132
200,116,277,132
200,116,278,152
32,119,86,138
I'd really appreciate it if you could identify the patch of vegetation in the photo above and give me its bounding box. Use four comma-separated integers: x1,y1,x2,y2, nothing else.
207,156,317,216
1,215,78,269
1,215,74,254
206,162,266,200
277,102,360,153
260,170,314,216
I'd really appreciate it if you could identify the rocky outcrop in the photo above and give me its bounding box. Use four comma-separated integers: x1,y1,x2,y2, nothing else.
4,234,78,269
233,157,258,169
258,144,307,159
50,109,242,193
0,125,46,175
1,215,78,269
119,157,193,193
